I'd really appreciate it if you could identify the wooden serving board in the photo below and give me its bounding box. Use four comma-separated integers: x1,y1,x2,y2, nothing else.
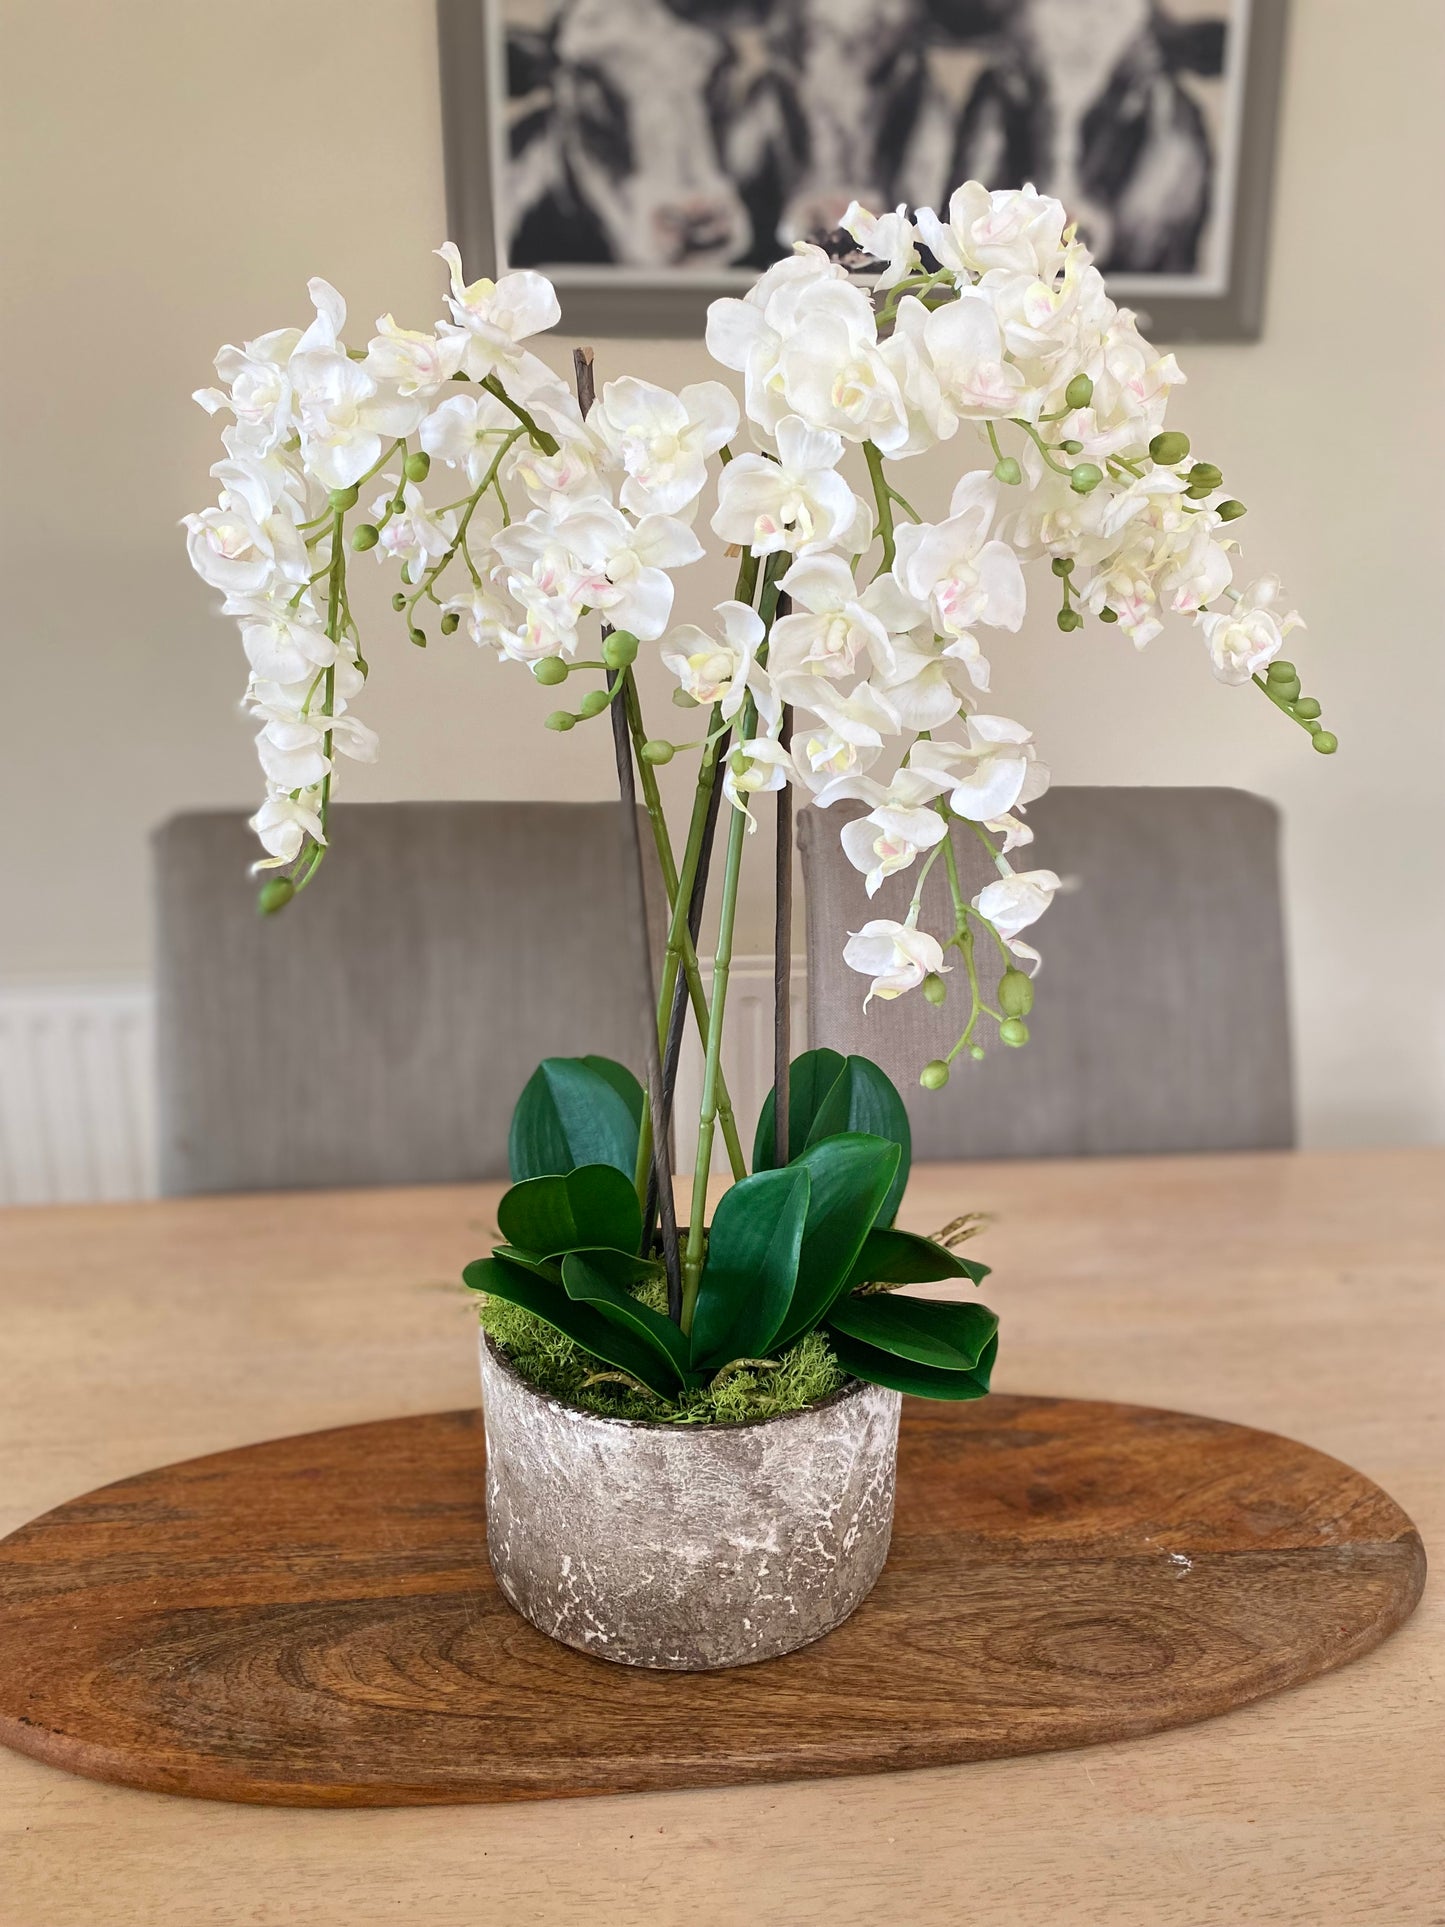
0,1396,1424,1807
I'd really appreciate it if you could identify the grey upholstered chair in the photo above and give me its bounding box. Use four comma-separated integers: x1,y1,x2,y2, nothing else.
800,787,1294,1161
154,802,665,1195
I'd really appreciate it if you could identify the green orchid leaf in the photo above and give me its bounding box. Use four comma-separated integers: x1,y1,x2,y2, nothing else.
579,1056,645,1133
752,1048,845,1169
773,1133,902,1351
690,1165,812,1373
828,1327,999,1401
508,1057,642,1181
561,1251,692,1388
492,1245,563,1284
827,1292,999,1372
496,1164,643,1259
754,1052,911,1226
463,1253,682,1397
844,1228,990,1294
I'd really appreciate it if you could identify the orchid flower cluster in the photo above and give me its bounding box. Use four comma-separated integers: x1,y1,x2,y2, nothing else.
185,182,1333,1112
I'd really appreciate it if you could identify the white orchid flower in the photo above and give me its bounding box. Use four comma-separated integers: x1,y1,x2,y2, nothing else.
813,767,952,898
442,582,512,649
1198,578,1304,687
908,716,1050,822
420,390,519,485
786,677,900,757
705,246,846,436
661,600,777,726
558,505,703,641
1155,519,1235,615
231,595,337,685
916,181,1070,282
790,722,886,788
774,281,910,451
722,733,794,826
249,792,325,867
182,497,308,602
876,634,979,729
367,478,460,577
193,326,302,456
767,553,897,692
841,201,920,290
434,244,561,395
879,297,961,454
923,291,1034,421
972,868,1063,973
892,493,1027,693
490,512,605,659
365,315,466,396
587,377,738,517
843,919,949,1007
711,416,867,557
289,280,426,493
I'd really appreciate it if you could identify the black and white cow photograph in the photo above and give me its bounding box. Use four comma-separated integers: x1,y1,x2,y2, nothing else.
438,0,1284,337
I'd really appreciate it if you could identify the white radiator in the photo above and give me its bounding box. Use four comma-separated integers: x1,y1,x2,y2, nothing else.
0,963,804,1203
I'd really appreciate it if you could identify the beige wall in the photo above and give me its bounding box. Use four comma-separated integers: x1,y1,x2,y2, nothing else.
2,0,1441,1146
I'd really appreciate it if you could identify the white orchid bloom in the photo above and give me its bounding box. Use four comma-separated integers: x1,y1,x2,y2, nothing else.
1155,519,1234,615
434,245,561,395
705,246,846,436
490,511,605,659
767,553,897,693
923,292,1034,421
1197,578,1304,686
365,315,466,396
441,582,512,649
660,600,777,726
892,489,1027,693
786,677,900,760
289,281,426,492
879,297,961,454
193,326,302,456
813,768,951,898
508,403,613,511
843,919,949,1007
774,280,910,451
182,497,308,602
876,635,979,730
232,595,337,684
790,721,886,788
420,390,519,485
842,201,920,290
249,791,325,867
916,181,1070,282
368,479,459,578
972,868,1062,973
908,716,1051,822
986,811,1035,853
711,416,867,557
558,504,703,641
587,377,738,516
722,733,794,826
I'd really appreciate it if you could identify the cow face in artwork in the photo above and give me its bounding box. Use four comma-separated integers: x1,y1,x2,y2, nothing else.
540,0,752,270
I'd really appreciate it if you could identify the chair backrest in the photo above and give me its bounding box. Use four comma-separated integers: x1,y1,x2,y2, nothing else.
154,801,664,1195
800,787,1294,1160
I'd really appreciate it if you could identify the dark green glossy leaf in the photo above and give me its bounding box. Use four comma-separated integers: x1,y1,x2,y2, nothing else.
492,1245,562,1283
752,1048,845,1169
561,1251,692,1388
827,1292,998,1371
580,1056,645,1133
508,1057,641,1181
496,1164,642,1259
462,1253,680,1396
773,1133,902,1351
843,1228,990,1294
690,1166,812,1373
828,1328,999,1400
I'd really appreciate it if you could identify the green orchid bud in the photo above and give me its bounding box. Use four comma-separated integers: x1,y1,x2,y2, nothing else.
969,1044,986,1061
922,972,948,1006
256,876,295,916
999,1016,1030,1048
409,627,427,647
1312,730,1338,755
641,739,675,765
1266,661,1297,683
1057,608,1083,632
440,610,460,635
1188,462,1223,491
391,592,407,612
328,484,360,511
578,690,611,718
1273,677,1302,705
403,450,430,484
998,968,1034,1017
1069,462,1103,495
351,523,380,552
993,455,1022,486
1098,605,1119,623
1294,696,1321,719
919,1060,950,1091
1216,499,1248,522
532,656,569,686
602,630,639,670
1149,430,1191,466
672,687,699,708
1050,555,1074,577
1304,718,1323,735
1060,438,1084,455
1186,481,1215,500
545,710,576,732
1065,372,1094,410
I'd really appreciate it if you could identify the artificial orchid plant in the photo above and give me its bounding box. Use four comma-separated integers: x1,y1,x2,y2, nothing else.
185,182,1332,1411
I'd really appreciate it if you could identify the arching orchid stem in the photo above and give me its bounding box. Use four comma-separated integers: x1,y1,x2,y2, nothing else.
479,373,559,455
863,440,895,572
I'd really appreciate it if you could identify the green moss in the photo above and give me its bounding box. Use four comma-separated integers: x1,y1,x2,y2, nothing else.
476,1273,848,1425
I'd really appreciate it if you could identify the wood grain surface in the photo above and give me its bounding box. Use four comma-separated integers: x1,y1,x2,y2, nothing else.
1,1151,1441,1925
0,1392,1423,1806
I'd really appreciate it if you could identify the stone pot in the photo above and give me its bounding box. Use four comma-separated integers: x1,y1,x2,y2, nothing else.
479,1333,902,1670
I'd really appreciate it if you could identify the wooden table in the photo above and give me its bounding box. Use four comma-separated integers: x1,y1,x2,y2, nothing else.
0,1151,1440,1927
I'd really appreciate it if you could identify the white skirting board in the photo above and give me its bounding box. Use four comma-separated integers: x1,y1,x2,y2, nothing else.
0,962,806,1205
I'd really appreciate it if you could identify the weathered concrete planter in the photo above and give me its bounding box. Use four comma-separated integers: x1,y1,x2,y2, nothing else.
479,1334,902,1670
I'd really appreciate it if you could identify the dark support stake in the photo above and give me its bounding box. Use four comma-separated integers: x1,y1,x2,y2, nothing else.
773,701,794,1164
573,347,682,1320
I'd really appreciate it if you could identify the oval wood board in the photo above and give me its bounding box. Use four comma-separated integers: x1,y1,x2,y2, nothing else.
0,1396,1424,1807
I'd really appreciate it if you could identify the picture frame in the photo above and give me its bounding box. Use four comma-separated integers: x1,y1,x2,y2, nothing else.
436,0,1289,342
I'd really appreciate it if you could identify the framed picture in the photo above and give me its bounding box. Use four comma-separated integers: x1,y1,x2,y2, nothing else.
437,0,1288,341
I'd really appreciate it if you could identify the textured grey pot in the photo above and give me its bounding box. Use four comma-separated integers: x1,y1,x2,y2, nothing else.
479,1334,902,1670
